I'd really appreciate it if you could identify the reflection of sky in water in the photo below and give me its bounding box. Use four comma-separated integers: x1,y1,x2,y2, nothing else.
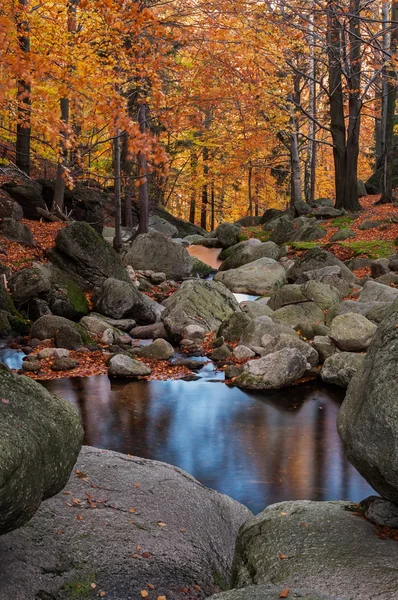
0,345,24,370
43,375,375,514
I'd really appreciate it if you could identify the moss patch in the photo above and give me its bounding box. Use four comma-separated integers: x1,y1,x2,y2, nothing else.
340,240,396,259
239,227,272,243
289,241,320,251
332,215,356,229
61,574,97,598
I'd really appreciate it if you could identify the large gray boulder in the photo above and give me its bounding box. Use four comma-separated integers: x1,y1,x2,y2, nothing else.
329,313,377,351
219,242,280,272
235,348,307,390
214,258,287,295
325,299,391,326
260,332,319,367
0,218,34,246
269,282,342,311
29,314,89,341
290,224,326,242
0,446,251,599
213,222,241,249
337,302,398,504
2,180,47,219
209,585,333,600
231,500,398,600
295,265,352,296
0,190,24,221
93,278,163,325
123,231,193,280
320,352,364,387
359,279,398,304
0,365,83,534
50,222,130,290
219,238,261,261
131,338,174,360
273,302,325,329
218,312,252,342
240,316,298,350
270,219,295,245
162,280,241,341
289,247,358,283
108,355,152,378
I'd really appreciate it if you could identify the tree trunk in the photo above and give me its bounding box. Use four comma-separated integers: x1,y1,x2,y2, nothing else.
53,97,69,211
201,147,209,230
308,0,317,204
288,88,302,208
248,164,253,216
138,102,149,234
380,0,398,204
121,133,133,229
15,0,31,176
343,0,362,211
113,129,123,251
327,0,346,209
211,179,215,231
189,151,197,223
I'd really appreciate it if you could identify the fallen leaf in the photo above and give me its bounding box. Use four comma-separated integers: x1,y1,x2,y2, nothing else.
280,512,287,516
147,584,155,590
279,589,290,598
142,552,151,559
90,583,97,589
194,586,201,591
136,545,141,551
99,593,106,598
141,591,149,598
132,554,139,559
157,522,167,527
129,508,137,513
76,515,83,521
277,552,288,560
157,596,166,600
1,398,9,404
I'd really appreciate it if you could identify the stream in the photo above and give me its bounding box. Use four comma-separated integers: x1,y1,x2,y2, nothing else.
0,245,375,514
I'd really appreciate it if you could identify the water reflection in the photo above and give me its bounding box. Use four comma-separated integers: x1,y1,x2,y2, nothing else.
43,376,374,514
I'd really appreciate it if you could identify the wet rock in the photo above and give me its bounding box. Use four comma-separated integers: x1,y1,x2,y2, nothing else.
260,332,319,368
132,338,175,360
320,352,364,387
240,316,297,350
162,280,240,342
214,258,287,295
93,277,163,325
210,344,232,362
108,354,151,378
337,302,398,504
236,348,307,390
124,231,193,280
329,313,377,351
218,313,252,342
0,364,82,534
183,324,206,341
51,357,77,371
232,500,398,600
0,446,251,599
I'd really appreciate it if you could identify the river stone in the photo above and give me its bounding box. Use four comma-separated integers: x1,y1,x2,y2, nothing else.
337,304,398,504
0,365,82,534
184,234,206,244
93,277,163,325
0,447,251,599
219,242,280,272
209,585,333,600
329,313,377,351
219,238,261,261
270,219,296,245
131,339,174,360
232,500,398,600
273,302,325,329
240,316,297,350
129,322,169,340
214,258,287,295
370,258,390,278
295,265,352,296
241,301,274,320
268,284,306,310
233,345,256,360
213,222,241,248
191,256,214,278
29,315,80,340
149,214,178,237
288,247,358,283
312,336,336,363
52,221,130,290
235,348,307,390
162,280,240,342
300,281,342,310
51,357,78,371
123,231,193,280
359,279,398,303
108,354,151,377
260,332,319,368
0,218,35,246
325,299,391,326
210,344,232,362
218,312,252,342
320,352,364,387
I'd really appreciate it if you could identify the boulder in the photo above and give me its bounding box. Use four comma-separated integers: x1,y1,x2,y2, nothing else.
269,281,341,311
288,247,358,283
214,258,287,295
209,586,333,600
321,352,364,387
330,229,356,242
51,357,78,371
326,299,391,326
219,238,261,261
358,179,367,197
312,198,334,207
233,345,256,360
108,354,152,377
1,180,46,219
132,203,206,238
329,313,377,351
236,348,307,390
41,180,105,233
8,263,52,305
218,312,252,342
371,258,390,278
130,322,169,340
260,332,319,367
359,279,398,304
234,216,262,226
29,315,92,347
360,496,398,529
219,242,280,271
210,344,232,362
0,191,24,220
54,324,84,350
191,257,214,278
313,206,342,218
213,222,241,249
241,301,274,320
231,500,398,600
358,219,383,231
294,199,312,216
123,232,193,280
0,218,34,246
290,224,326,242
273,302,325,329
295,265,352,296
0,446,251,599
312,336,335,363
0,364,82,534
131,338,174,360
162,280,240,342
260,208,284,224
240,316,297,350
337,303,398,503
270,219,296,245
93,278,162,325
149,214,178,237
184,234,206,244
51,222,130,290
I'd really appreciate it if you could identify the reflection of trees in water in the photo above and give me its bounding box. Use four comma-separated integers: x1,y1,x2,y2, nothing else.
43,376,372,513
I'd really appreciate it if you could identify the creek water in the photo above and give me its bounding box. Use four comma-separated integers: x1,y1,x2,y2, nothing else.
0,244,375,514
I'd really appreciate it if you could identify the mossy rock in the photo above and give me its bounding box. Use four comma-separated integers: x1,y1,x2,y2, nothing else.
191,256,215,278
